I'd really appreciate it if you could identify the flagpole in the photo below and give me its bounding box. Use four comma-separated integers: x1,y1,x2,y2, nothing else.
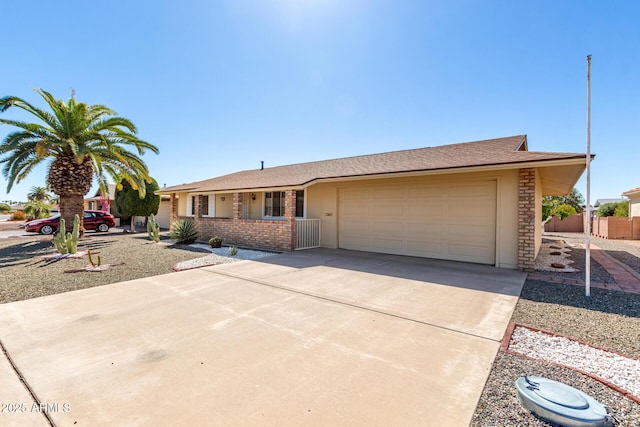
585,54,592,297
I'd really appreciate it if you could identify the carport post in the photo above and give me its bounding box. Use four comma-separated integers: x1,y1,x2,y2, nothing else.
585,54,592,297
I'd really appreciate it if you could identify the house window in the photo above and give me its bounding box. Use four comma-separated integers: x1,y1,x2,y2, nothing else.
264,191,286,217
295,190,304,218
201,195,209,216
187,195,196,216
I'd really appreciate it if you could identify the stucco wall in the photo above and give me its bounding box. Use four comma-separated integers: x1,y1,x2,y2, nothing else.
629,197,640,218
244,192,263,219
215,193,233,218
177,194,186,216
305,170,520,269
156,199,171,229
306,184,338,248
534,169,542,258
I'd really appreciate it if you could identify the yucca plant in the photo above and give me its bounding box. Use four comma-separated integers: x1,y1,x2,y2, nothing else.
170,220,198,244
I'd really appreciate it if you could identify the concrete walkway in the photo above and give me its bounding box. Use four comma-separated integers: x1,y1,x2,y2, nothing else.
0,249,526,426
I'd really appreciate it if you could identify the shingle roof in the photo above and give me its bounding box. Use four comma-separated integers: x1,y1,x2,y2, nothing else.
594,198,625,206
622,187,640,196
159,135,586,194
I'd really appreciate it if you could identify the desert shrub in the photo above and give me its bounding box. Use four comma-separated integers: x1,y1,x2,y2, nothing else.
10,210,26,221
597,203,618,217
614,202,629,217
170,220,198,244
0,203,11,213
554,204,577,220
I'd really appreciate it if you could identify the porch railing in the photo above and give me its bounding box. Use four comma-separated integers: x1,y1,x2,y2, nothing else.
295,219,321,250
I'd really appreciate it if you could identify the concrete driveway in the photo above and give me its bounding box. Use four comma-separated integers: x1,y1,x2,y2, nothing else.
0,249,526,426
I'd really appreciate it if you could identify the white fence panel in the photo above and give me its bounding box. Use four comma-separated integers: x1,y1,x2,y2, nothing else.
295,219,321,250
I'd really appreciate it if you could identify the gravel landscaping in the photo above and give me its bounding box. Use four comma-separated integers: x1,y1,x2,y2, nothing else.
172,244,277,270
473,233,640,427
0,232,210,303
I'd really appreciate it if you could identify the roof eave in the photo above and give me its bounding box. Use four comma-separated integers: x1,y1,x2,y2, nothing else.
158,156,588,194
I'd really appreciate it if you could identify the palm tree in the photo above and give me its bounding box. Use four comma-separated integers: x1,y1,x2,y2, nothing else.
0,89,158,233
27,186,51,202
24,199,51,220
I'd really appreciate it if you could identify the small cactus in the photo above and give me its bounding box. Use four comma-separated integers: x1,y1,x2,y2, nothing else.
52,215,80,255
87,250,102,267
228,246,238,257
147,213,160,242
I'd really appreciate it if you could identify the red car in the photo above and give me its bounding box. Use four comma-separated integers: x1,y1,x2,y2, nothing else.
24,210,116,235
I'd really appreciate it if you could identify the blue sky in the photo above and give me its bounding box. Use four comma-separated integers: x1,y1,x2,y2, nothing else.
1,0,638,204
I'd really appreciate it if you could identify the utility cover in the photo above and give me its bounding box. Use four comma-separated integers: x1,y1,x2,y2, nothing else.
515,375,615,427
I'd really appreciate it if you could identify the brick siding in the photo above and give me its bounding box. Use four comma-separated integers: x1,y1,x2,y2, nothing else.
518,168,536,271
172,190,297,251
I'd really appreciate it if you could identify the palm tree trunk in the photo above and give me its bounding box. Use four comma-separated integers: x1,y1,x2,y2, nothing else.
59,194,85,237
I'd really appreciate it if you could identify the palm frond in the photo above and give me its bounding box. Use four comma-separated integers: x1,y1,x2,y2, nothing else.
0,88,159,195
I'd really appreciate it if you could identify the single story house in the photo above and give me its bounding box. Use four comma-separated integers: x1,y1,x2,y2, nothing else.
157,135,588,271
622,187,640,217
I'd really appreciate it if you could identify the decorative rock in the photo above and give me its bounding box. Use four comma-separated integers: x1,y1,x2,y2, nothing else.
550,251,562,255
551,263,566,269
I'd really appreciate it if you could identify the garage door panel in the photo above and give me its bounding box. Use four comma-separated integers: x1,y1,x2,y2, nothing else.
407,186,444,199
342,221,369,232
406,205,443,218
341,235,370,248
372,205,404,217
405,240,442,254
447,183,494,197
448,224,494,240
406,222,444,237
342,189,370,200
372,222,403,233
373,189,404,199
447,243,493,263
340,180,496,264
342,204,370,217
371,238,403,251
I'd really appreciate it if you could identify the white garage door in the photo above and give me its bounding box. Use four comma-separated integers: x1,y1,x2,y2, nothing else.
339,180,497,264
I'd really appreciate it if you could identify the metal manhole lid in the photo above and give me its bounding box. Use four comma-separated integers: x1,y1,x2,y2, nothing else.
515,375,614,427
532,378,589,409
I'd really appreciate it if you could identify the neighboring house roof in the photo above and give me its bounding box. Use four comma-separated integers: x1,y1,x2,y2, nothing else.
622,187,640,197
158,135,588,195
594,198,625,207
85,184,117,202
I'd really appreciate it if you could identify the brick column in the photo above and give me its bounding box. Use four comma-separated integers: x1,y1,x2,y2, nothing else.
169,193,177,229
192,194,201,236
518,168,536,271
233,193,243,220
284,190,296,250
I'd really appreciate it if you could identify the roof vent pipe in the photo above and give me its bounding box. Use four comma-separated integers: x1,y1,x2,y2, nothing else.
261,161,264,170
